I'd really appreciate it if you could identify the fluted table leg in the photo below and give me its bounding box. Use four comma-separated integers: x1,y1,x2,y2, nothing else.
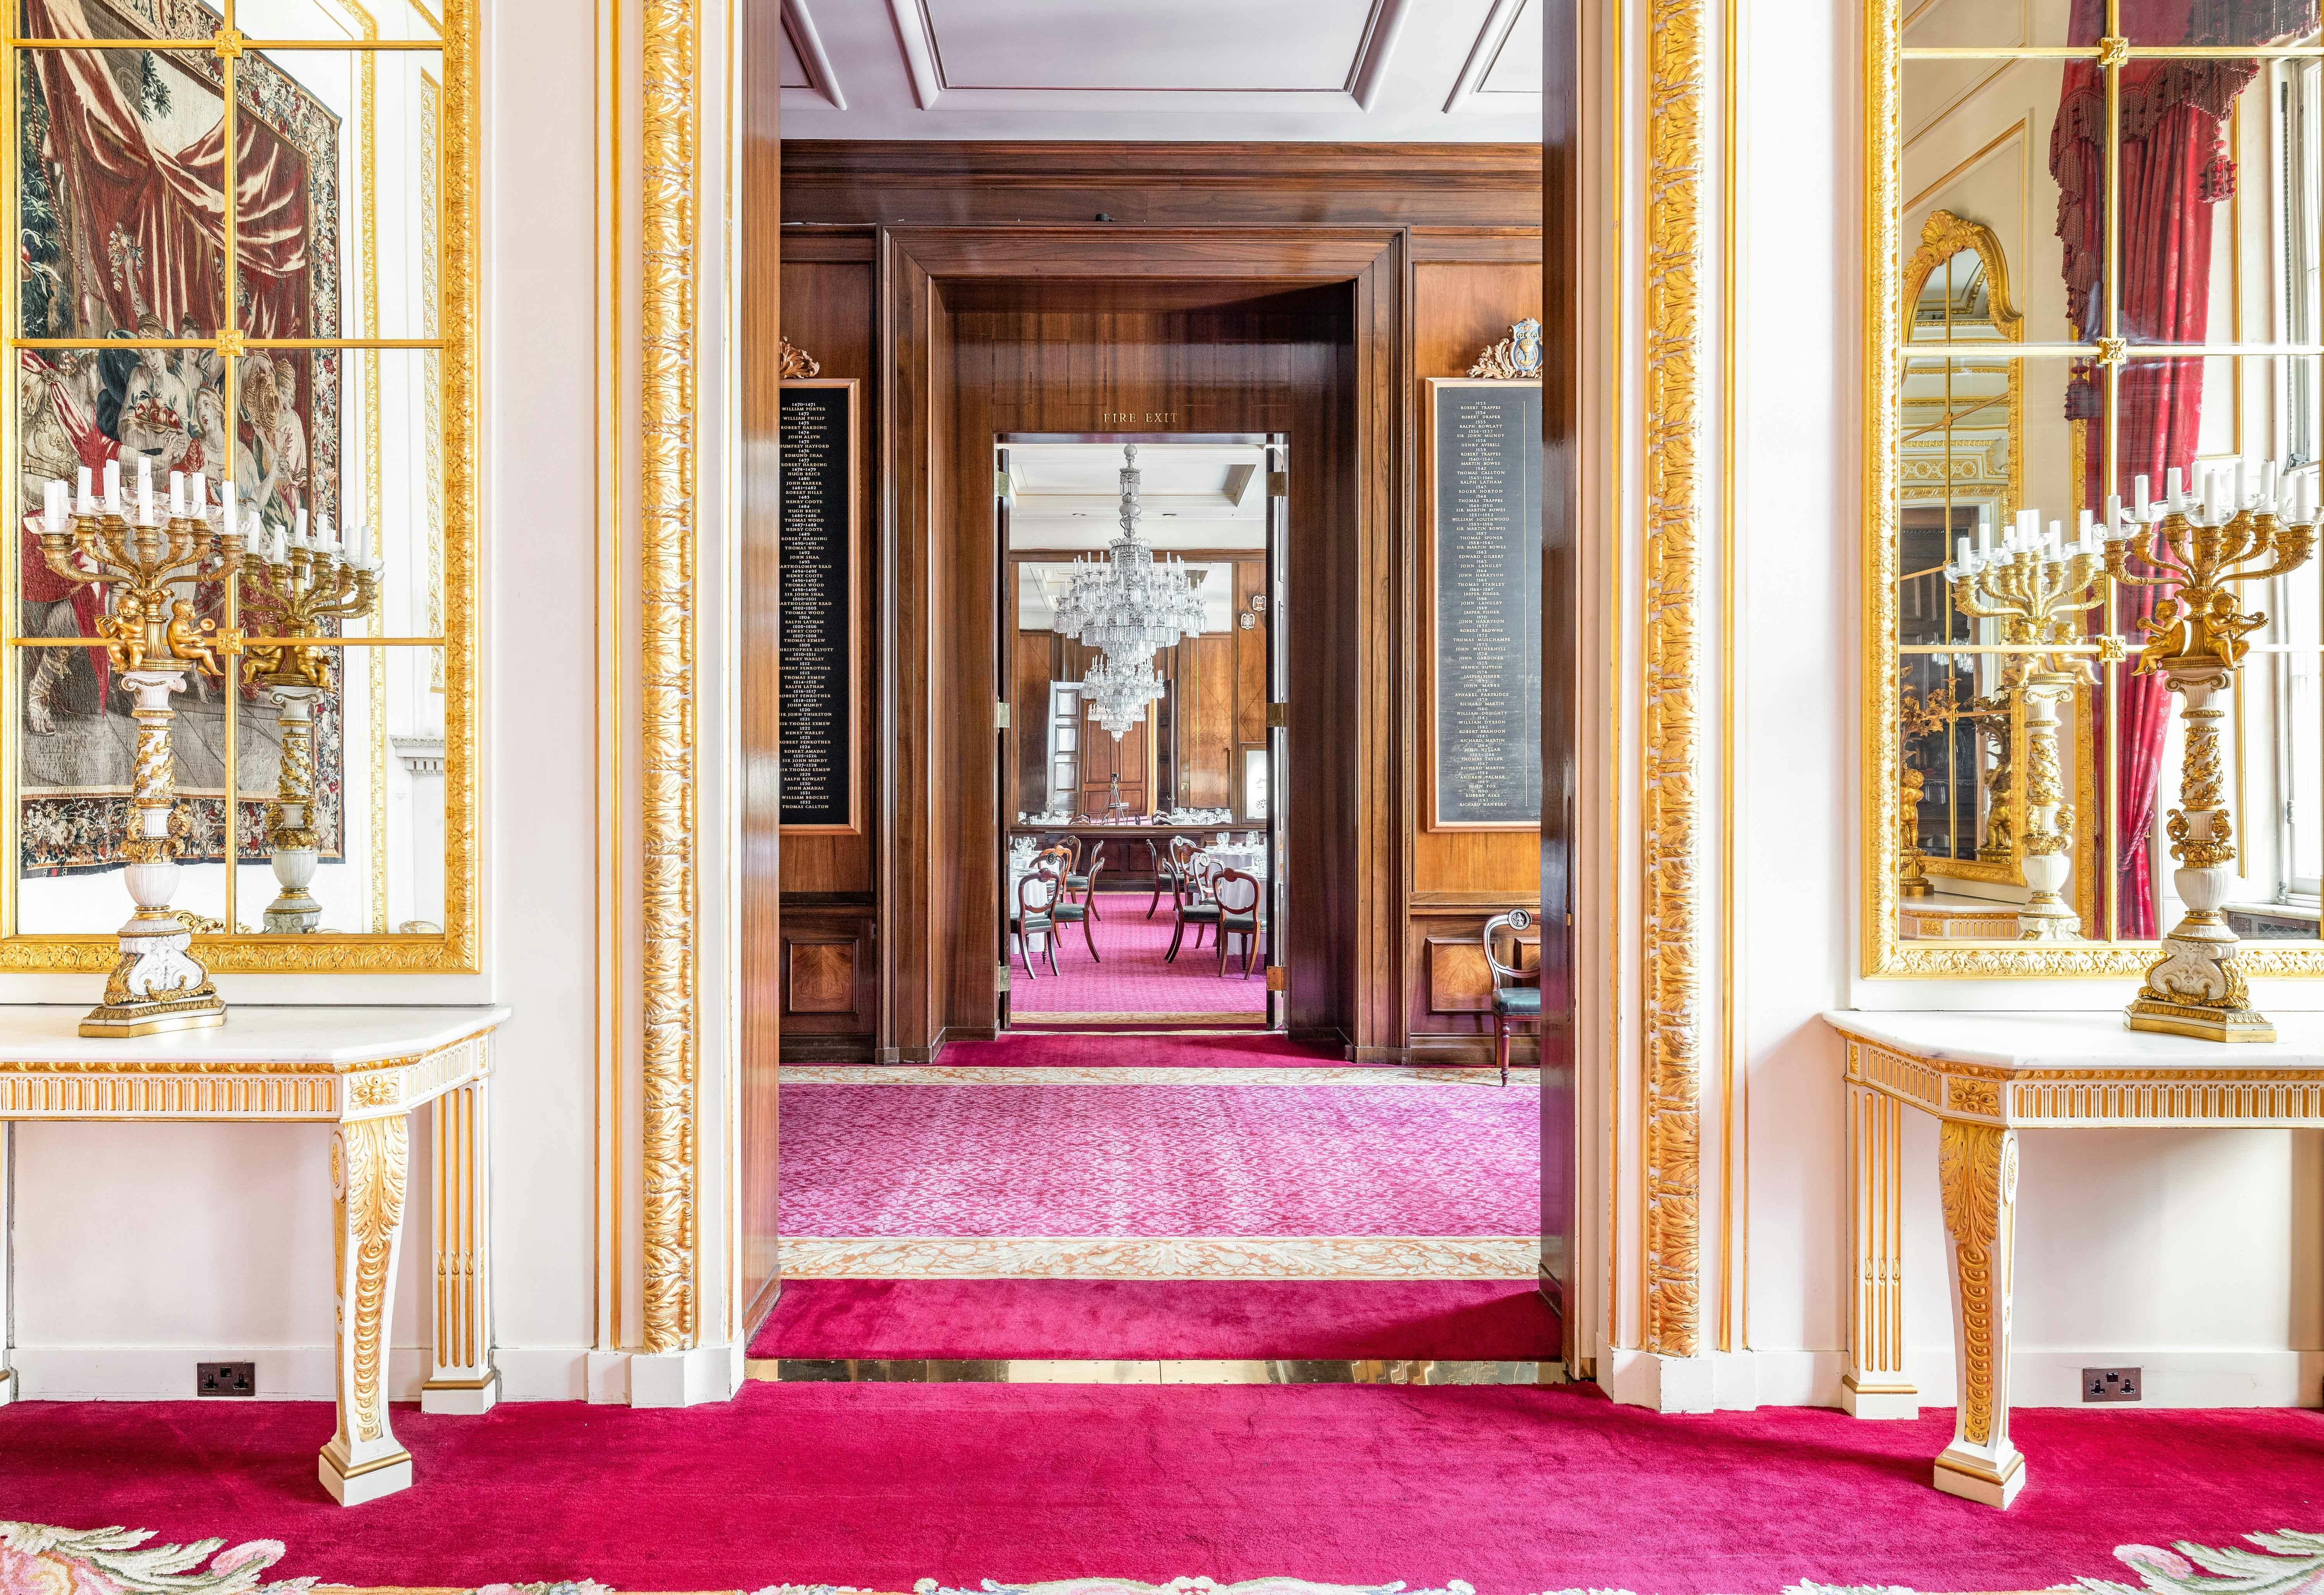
1934,1119,2023,1507
1840,1083,1916,1417
319,1114,414,1505
423,1078,499,1413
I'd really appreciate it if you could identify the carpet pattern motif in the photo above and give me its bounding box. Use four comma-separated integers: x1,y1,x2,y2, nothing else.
7,1517,2322,1595
782,1066,1537,1088
1009,894,1268,1019
778,1083,1539,1238
775,1237,1538,1280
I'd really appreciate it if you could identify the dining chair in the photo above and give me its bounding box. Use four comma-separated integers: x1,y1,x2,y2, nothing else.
1065,841,1104,919
1046,853,1104,962
1212,868,1263,977
1482,908,1540,1087
1012,867,1062,979
1150,837,1197,918
1164,855,1222,962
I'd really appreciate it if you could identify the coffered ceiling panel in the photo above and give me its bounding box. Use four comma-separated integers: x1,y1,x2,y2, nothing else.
779,0,1540,141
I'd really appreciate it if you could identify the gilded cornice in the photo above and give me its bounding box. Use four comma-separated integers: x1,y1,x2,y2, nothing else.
639,0,700,1357
1641,0,1706,1361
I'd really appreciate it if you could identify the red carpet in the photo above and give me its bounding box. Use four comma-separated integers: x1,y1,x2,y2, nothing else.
1011,893,1268,1020
745,1279,1561,1359
2,1387,2321,1592
779,1082,1538,1236
934,1032,1349,1066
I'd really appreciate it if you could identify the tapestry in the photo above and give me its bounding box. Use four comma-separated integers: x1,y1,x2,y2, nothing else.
13,0,343,877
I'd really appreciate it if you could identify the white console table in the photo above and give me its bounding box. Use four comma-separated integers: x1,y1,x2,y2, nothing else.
1822,1009,2324,1509
0,1004,511,1506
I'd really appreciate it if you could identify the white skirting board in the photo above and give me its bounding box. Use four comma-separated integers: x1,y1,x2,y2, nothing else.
6,1345,594,1402
11,1342,2321,1409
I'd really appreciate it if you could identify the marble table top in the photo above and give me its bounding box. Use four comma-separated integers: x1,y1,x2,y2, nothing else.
1822,1009,2324,1072
0,1004,512,1067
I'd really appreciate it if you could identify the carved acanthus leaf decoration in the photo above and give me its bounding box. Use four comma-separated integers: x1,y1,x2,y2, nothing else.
778,338,821,379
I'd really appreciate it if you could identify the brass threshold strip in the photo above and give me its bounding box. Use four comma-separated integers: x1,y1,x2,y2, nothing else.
745,1357,1563,1387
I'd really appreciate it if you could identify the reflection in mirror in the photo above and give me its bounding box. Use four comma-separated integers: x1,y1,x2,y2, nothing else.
7,3,464,965
1006,441,1270,828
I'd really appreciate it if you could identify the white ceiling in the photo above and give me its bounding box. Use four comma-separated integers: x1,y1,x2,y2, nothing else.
1004,442,1269,553
779,0,1542,141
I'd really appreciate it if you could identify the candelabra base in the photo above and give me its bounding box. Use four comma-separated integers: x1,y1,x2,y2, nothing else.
2126,929,2274,1043
2016,908,2082,942
264,886,323,935
80,910,227,1038
1899,878,1937,899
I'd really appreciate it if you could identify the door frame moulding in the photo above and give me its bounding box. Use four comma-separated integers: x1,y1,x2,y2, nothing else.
875,227,1405,1065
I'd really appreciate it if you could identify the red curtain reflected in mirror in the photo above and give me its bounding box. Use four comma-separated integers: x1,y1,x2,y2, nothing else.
2052,0,2315,935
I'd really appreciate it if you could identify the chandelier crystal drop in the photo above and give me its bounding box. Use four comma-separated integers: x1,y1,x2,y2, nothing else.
1050,444,1207,661
1083,650,1165,741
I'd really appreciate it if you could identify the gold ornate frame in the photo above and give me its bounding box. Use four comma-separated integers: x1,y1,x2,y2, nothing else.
1863,0,2324,979
0,0,479,975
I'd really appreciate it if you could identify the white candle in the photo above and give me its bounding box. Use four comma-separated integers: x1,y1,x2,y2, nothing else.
2264,460,2280,511
2078,508,2097,550
2134,474,2150,517
1977,505,1994,553
316,514,339,553
191,471,207,515
168,471,186,519
293,507,309,549
352,522,372,567
76,465,93,515
2047,521,2064,560
2105,493,2124,537
42,480,65,536
2166,466,2183,508
1954,535,1972,570
103,458,120,514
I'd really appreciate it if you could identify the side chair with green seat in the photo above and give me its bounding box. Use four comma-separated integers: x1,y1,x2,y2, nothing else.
1212,868,1263,977
1482,908,1540,1088
1164,854,1223,962
1047,853,1104,962
1064,841,1104,920
1012,867,1062,979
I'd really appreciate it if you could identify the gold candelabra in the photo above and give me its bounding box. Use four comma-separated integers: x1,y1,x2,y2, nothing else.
2101,466,2318,1041
34,460,243,1036
239,513,381,933
1943,510,2111,940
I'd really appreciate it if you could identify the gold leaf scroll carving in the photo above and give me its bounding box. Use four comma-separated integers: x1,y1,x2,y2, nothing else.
1937,1120,2015,1446
332,1114,409,1442
640,0,700,1357
1641,0,1707,1360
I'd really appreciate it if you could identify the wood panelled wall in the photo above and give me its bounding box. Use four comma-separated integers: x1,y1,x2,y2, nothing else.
774,234,881,1058
1407,251,1547,1063
778,143,1542,1064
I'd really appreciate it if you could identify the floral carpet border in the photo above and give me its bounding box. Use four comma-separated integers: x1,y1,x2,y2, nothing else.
5,1519,2313,1595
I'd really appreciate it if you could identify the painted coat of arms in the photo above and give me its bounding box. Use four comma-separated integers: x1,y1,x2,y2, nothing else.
15,0,343,876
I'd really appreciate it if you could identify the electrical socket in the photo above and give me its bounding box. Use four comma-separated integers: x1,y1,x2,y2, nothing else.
2082,1365,2141,1402
196,1361,256,1397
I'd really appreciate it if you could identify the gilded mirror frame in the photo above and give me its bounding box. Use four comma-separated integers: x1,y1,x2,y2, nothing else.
1864,0,2324,979
0,0,478,975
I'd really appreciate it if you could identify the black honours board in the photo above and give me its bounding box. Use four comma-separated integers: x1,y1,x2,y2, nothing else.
779,382,857,831
1431,381,1544,828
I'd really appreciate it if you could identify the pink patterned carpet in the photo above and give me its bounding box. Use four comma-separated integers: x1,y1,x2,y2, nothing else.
1011,891,1267,1019
779,1082,1538,1236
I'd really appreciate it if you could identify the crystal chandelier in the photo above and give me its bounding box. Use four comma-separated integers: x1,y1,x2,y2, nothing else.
1083,650,1164,741
1051,444,1206,660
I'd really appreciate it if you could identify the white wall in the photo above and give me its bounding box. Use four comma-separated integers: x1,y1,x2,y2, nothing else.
5,0,605,1401
1736,0,2324,1410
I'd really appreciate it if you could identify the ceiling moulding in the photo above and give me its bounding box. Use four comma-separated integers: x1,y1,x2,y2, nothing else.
883,0,1414,114
784,0,846,110
1445,0,1541,113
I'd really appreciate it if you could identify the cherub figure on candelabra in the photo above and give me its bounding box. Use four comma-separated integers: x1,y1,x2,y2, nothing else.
1943,508,2111,940
2102,464,2319,1042
239,510,381,933
1897,676,1961,899
33,457,245,1035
